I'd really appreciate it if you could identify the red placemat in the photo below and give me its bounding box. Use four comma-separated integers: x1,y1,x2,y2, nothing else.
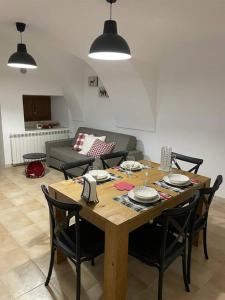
114,182,135,191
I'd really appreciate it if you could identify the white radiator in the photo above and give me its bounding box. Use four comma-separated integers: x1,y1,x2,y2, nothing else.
10,128,70,165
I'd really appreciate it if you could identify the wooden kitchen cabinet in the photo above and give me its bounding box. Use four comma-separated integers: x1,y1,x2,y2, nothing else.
23,95,51,121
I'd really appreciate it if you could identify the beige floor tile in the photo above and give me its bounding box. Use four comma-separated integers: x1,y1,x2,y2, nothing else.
128,257,158,287
9,195,42,208
0,198,14,210
16,283,67,300
0,210,32,232
26,207,49,223
11,224,47,246
0,261,45,298
5,190,29,200
85,282,103,300
11,226,50,260
33,253,78,280
0,247,30,273
0,280,12,300
0,224,19,253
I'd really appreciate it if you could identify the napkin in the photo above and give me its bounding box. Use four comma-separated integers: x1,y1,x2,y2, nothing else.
82,174,98,203
114,182,135,191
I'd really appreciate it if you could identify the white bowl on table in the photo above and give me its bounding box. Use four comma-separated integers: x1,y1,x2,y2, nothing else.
133,186,158,200
89,170,109,181
128,187,160,204
163,174,190,186
121,161,143,171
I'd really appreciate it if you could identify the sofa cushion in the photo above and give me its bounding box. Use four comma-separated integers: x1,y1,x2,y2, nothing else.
51,146,86,162
50,146,103,169
79,135,106,155
74,127,137,152
73,133,88,151
87,139,116,158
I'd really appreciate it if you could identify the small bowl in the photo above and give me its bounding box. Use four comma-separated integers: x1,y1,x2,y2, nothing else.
133,186,158,200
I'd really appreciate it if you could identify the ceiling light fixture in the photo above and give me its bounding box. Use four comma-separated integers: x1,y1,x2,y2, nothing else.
7,22,38,69
88,0,131,61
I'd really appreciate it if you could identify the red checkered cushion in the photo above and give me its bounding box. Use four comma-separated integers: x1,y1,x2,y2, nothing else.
87,139,116,158
73,133,87,151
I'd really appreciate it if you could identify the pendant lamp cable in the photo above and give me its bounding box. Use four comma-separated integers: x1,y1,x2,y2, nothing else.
110,2,112,20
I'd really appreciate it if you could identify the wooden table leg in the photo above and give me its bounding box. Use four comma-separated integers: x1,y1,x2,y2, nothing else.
104,223,129,300
49,187,66,264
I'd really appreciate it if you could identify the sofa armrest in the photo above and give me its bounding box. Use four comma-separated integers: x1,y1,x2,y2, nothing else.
45,138,73,165
127,150,144,161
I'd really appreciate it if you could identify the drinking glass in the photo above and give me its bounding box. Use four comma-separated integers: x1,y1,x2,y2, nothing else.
168,153,177,180
170,153,176,171
88,165,98,178
126,155,136,178
160,146,172,172
143,160,151,186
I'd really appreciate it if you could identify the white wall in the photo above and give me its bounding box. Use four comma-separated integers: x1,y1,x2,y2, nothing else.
148,41,225,196
51,96,70,128
70,43,225,198
0,40,88,165
0,106,5,166
0,70,63,165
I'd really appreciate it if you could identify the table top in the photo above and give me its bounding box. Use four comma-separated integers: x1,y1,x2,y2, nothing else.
49,161,210,232
23,153,46,160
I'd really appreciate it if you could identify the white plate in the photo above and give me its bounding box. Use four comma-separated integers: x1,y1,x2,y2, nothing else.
121,161,143,170
133,186,158,200
96,174,111,182
163,175,191,187
128,189,161,204
89,170,109,180
168,174,190,185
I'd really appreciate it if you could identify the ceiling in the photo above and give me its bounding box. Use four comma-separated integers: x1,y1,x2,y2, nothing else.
1,0,225,63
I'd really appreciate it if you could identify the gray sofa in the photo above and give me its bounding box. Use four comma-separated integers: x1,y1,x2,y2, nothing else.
46,127,143,174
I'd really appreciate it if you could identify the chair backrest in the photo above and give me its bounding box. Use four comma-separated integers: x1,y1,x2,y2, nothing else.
172,152,203,174
60,158,95,180
199,175,223,219
160,191,200,264
100,150,128,169
41,185,82,261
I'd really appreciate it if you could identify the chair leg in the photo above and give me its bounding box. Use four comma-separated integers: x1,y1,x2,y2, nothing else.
45,245,55,286
182,253,190,292
203,226,209,260
158,270,164,300
76,264,81,300
91,258,95,266
187,237,193,284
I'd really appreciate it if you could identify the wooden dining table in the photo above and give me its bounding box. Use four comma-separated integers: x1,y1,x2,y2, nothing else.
49,161,211,300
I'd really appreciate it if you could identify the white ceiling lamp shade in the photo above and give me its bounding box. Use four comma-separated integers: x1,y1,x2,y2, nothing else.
7,22,38,69
89,0,131,61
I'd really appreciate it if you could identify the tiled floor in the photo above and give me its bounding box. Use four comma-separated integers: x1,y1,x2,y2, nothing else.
0,166,225,299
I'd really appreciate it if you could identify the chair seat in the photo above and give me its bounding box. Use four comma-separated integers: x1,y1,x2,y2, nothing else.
129,223,184,269
57,220,104,262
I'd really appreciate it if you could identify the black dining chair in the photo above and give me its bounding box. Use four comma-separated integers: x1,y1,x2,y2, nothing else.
187,175,223,283
172,152,203,174
129,192,200,300
41,185,104,300
60,157,95,180
100,150,128,169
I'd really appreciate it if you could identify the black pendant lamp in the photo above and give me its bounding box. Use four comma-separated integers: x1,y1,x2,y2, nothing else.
7,22,38,69
89,0,131,60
